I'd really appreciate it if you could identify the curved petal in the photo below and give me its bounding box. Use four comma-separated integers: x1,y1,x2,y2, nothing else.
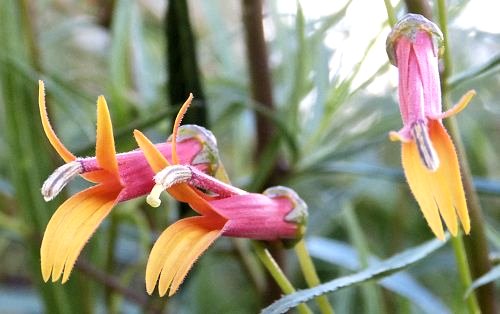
171,94,193,164
40,183,121,282
401,121,469,239
38,81,76,163
96,96,119,179
429,120,470,234
433,90,475,120
402,141,444,240
133,130,170,172
145,216,225,296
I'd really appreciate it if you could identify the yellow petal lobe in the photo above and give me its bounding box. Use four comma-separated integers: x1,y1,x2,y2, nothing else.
145,216,224,296
96,96,119,178
429,120,470,234
40,184,120,282
401,120,470,239
171,94,193,164
402,141,445,240
133,130,170,172
38,80,76,163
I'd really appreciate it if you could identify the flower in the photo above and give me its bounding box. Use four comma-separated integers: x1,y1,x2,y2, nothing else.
386,14,475,239
38,81,221,283
133,95,307,296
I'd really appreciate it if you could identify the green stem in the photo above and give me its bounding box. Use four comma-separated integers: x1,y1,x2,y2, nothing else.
437,0,497,314
294,240,335,314
404,0,433,20
253,241,312,314
450,235,480,313
437,1,497,313
383,0,397,27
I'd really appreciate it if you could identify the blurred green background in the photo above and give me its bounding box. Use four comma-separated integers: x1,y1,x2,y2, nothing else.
0,0,499,313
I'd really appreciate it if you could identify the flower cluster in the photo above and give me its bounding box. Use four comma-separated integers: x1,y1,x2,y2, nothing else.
38,82,307,295
38,13,475,297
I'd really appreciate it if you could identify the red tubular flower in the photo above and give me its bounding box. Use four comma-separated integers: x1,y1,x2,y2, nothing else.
386,14,475,239
38,81,220,283
134,95,307,296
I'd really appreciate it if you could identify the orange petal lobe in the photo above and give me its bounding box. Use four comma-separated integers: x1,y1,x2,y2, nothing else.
429,120,470,234
40,184,121,282
95,96,119,178
171,94,193,165
145,216,225,296
401,120,470,239
38,80,76,163
402,141,445,240
133,130,170,172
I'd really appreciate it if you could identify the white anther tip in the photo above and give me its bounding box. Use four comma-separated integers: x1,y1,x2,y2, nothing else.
146,195,161,208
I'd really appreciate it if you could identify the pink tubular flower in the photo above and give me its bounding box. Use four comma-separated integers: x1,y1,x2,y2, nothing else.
133,95,307,297
386,14,475,239
38,81,221,283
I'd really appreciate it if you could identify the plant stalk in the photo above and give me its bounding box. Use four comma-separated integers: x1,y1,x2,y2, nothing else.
436,1,497,312
295,240,335,314
253,242,313,314
450,235,481,313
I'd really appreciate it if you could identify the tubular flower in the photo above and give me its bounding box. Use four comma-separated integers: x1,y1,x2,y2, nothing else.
38,81,221,283
386,14,475,240
133,95,307,297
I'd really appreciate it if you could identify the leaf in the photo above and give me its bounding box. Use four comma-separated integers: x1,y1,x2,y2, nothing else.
307,237,451,314
465,264,500,297
261,237,447,314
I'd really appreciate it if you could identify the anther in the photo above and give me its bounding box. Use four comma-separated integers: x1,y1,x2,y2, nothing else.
146,185,165,208
146,165,193,208
411,121,440,171
41,161,83,201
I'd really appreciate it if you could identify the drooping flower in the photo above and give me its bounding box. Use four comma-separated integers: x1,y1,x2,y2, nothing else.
386,14,475,239
38,81,221,283
133,95,307,297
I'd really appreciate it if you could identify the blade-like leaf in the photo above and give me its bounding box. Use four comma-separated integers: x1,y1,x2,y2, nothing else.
261,237,446,314
307,237,450,314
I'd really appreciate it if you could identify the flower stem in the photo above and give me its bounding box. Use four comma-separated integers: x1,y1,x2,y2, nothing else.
294,240,335,314
253,241,313,314
437,1,497,313
450,234,480,314
383,0,397,27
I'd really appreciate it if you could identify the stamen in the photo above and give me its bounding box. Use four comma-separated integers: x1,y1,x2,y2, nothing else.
154,165,193,188
41,161,83,201
147,184,165,208
146,165,193,208
411,120,440,171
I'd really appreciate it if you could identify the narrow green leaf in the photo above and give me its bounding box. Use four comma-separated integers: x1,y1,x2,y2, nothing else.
308,237,450,314
449,53,500,89
261,237,446,314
